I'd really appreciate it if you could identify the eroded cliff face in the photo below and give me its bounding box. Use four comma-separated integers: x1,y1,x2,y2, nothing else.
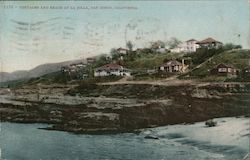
0,83,249,134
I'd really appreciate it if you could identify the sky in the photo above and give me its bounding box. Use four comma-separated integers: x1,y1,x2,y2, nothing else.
0,0,249,72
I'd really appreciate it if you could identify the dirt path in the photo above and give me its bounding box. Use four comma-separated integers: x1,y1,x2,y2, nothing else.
99,75,196,86
99,75,250,87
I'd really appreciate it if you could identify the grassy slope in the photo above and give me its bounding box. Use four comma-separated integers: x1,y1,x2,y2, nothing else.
124,52,184,70
184,49,250,80
0,71,68,88
2,49,249,88
0,79,28,88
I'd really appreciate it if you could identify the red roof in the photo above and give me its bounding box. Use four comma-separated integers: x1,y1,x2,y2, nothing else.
196,37,222,44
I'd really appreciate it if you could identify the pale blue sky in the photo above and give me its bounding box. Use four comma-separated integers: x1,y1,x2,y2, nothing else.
0,0,249,72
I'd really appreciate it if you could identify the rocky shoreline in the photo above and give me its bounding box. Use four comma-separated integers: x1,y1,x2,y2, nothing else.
0,83,250,134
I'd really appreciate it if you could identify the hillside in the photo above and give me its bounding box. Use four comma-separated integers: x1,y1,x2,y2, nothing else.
0,59,85,83
0,71,29,83
124,52,184,70
1,49,249,87
181,49,250,81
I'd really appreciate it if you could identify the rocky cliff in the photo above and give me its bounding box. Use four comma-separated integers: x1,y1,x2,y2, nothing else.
0,83,249,134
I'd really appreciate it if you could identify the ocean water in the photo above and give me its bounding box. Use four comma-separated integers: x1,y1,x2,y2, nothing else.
0,117,249,160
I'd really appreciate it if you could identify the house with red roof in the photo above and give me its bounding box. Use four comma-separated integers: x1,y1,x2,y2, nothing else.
196,37,223,49
94,63,131,77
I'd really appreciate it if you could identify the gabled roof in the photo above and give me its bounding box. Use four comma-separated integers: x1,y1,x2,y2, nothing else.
96,63,124,71
161,60,182,67
186,39,197,42
216,63,236,69
196,37,222,44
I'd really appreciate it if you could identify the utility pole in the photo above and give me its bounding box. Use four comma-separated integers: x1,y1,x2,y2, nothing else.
0,60,2,84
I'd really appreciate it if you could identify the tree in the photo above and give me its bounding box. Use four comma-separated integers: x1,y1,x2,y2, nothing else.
110,48,120,60
166,37,182,49
126,41,134,51
150,40,166,49
223,43,242,50
235,45,242,49
95,54,109,67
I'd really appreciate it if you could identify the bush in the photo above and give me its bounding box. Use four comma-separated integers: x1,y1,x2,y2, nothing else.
77,81,98,90
223,43,242,50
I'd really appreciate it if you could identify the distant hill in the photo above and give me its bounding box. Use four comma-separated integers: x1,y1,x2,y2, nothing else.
0,59,85,83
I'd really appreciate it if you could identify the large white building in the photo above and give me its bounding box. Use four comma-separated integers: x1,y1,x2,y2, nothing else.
184,39,199,52
170,43,185,53
94,63,131,77
170,39,198,53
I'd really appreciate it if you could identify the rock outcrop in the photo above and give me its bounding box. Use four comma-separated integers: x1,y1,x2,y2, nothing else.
0,83,249,134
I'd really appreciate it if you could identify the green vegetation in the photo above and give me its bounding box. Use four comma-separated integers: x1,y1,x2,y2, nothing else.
0,79,28,88
183,48,224,67
2,39,248,87
68,76,123,96
166,37,182,49
131,72,176,81
182,49,250,81
223,43,242,50
126,41,134,52
68,83,187,98
125,52,184,70
31,71,70,84
0,72,68,88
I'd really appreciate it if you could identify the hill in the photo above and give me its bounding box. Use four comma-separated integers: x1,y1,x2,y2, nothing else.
124,52,184,70
2,49,249,87
0,59,85,83
182,49,250,81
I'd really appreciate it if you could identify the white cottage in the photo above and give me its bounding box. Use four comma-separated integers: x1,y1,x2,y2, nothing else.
184,39,199,52
170,39,198,53
94,63,131,77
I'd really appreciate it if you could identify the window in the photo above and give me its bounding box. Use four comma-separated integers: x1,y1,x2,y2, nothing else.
218,68,227,72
